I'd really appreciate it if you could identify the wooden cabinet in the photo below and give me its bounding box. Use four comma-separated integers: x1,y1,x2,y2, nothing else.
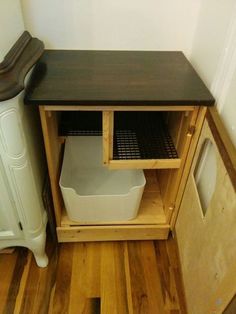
25,50,214,243
24,49,236,310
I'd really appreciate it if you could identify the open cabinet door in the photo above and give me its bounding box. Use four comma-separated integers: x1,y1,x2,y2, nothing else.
175,107,236,314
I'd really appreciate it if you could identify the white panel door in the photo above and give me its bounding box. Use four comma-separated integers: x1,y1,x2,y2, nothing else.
0,156,22,240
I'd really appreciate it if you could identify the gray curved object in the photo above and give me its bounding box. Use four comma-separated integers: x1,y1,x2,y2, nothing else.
0,31,44,101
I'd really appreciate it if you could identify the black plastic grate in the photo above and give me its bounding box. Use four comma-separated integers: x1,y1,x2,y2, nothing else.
113,112,178,160
59,111,102,136
59,111,178,160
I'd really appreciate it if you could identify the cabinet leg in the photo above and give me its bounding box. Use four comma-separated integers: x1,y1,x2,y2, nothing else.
27,231,48,268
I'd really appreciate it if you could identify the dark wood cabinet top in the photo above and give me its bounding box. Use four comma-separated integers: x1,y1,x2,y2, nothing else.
24,50,214,106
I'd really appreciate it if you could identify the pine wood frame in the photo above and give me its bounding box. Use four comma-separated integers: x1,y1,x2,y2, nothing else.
39,105,206,242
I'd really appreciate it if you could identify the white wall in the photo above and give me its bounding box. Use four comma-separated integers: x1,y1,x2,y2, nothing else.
220,69,236,146
21,0,201,55
0,0,25,60
190,0,236,146
2,0,235,145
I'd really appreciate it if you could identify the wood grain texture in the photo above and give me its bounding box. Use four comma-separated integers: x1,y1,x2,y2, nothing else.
51,244,73,313
68,243,101,313
42,105,196,112
102,111,114,165
224,294,236,314
100,242,128,314
126,241,166,313
170,106,207,228
176,117,236,314
24,50,214,106
0,248,15,254
0,249,20,314
158,107,200,222
107,159,181,170
154,238,187,314
0,31,44,101
0,238,187,314
17,241,57,314
207,107,236,192
39,107,64,227
57,224,170,242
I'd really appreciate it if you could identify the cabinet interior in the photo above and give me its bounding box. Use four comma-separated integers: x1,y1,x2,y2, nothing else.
60,169,167,226
59,110,190,160
40,107,199,240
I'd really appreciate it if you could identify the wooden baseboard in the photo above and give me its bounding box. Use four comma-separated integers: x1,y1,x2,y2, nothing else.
57,225,170,242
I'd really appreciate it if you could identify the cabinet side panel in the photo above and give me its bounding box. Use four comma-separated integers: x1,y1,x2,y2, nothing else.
170,106,207,227
176,118,236,314
39,107,63,226
158,107,200,222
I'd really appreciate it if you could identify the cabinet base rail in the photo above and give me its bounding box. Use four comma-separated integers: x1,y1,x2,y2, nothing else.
57,224,170,242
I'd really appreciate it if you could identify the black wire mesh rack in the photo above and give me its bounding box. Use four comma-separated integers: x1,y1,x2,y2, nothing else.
59,111,179,160
59,111,102,136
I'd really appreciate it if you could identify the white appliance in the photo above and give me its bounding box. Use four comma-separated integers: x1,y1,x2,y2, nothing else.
0,0,48,268
0,94,48,267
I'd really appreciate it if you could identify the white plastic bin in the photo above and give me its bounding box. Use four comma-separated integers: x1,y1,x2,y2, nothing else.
59,136,146,222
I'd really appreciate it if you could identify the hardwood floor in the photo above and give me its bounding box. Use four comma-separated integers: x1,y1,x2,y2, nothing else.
0,237,187,314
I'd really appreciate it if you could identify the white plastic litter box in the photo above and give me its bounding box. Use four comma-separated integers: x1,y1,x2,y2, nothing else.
59,136,146,222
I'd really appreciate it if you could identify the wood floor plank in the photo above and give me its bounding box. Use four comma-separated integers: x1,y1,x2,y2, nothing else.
48,283,56,314
83,243,101,298
51,243,74,314
0,249,19,314
165,237,188,314
100,242,128,314
68,243,89,314
14,253,33,314
0,248,15,254
124,242,134,314
126,241,167,314
172,269,186,314
18,242,57,314
155,239,187,313
68,242,101,313
154,240,180,312
83,298,100,314
1,238,187,314
2,248,28,314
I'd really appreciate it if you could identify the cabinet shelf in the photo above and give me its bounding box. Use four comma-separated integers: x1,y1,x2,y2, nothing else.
59,111,180,168
59,111,102,136
113,112,178,160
